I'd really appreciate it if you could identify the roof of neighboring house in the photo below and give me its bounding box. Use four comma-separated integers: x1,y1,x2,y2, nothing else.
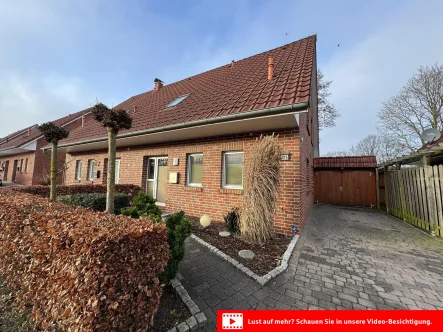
420,129,443,150
314,156,377,169
59,35,316,147
0,109,90,152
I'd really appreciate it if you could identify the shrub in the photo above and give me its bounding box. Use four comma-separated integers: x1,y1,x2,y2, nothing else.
57,193,131,214
223,207,241,234
241,134,281,244
121,192,162,222
0,191,169,331
159,212,192,284
12,184,140,197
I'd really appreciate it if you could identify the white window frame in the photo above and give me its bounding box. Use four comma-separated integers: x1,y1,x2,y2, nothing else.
187,153,203,187
115,159,121,184
222,151,244,189
88,160,96,180
24,158,28,173
75,160,82,180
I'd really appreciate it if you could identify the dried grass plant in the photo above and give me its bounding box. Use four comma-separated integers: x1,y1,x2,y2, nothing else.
241,134,281,244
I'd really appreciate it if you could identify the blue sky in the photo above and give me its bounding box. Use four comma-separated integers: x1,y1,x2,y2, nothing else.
1,0,442,154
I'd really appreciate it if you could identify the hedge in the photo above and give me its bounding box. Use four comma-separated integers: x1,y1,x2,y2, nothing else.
0,191,169,331
12,184,141,197
57,193,131,214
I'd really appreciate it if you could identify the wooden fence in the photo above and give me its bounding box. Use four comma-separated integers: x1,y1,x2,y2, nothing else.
385,166,443,237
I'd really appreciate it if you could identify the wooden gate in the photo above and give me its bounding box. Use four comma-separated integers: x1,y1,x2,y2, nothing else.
384,166,443,237
314,169,377,207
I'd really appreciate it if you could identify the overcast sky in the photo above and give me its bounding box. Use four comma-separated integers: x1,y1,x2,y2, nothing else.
1,0,442,154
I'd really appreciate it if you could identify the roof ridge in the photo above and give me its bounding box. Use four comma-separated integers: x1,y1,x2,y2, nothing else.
124,35,317,102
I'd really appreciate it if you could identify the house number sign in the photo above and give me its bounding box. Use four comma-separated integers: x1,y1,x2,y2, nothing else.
280,154,290,161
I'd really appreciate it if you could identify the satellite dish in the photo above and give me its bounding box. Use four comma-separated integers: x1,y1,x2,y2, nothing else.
421,128,441,143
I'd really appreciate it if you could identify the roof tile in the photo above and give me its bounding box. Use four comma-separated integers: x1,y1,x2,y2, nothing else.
60,35,316,146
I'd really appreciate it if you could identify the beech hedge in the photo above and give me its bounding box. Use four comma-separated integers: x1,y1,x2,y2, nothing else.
0,191,169,331
12,184,141,197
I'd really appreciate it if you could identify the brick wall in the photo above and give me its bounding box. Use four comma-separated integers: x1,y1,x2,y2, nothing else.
65,128,311,234
0,113,93,186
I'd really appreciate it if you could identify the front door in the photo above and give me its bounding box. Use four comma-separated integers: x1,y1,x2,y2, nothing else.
146,157,168,205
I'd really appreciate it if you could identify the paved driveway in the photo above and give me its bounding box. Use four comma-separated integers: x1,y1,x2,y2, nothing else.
179,205,443,331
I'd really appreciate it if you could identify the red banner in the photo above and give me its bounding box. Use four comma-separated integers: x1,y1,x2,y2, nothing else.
217,310,441,331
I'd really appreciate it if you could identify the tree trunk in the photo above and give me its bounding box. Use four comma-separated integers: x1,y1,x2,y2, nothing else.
50,141,58,201
106,128,117,213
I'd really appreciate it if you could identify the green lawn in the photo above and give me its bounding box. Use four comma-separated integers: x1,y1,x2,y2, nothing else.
0,281,34,332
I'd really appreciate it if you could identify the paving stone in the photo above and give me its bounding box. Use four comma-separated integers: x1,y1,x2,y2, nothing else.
178,206,443,328
177,322,190,332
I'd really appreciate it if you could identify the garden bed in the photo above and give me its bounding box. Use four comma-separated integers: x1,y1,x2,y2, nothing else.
153,285,190,331
188,216,292,276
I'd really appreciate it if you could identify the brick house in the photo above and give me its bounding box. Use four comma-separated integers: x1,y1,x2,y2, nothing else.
0,110,92,186
57,35,319,234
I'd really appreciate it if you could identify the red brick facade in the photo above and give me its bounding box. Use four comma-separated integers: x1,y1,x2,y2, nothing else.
65,126,314,234
0,113,93,186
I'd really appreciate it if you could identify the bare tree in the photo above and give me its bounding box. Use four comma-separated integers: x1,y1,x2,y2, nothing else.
37,122,69,201
378,64,443,152
92,103,132,214
322,133,406,163
318,69,340,129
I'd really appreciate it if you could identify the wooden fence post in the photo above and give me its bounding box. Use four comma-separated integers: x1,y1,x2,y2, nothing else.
384,166,390,214
424,165,438,236
376,168,380,209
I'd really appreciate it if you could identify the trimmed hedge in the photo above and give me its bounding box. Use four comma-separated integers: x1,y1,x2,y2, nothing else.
159,212,191,284
57,193,131,214
0,191,169,331
121,192,163,221
12,184,140,197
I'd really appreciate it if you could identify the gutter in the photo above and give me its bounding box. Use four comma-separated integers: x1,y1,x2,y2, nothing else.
45,101,309,151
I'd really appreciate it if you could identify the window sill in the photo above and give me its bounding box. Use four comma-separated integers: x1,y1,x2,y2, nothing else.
219,188,243,195
185,186,203,192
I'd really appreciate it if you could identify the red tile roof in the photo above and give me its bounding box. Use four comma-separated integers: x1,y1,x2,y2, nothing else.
314,156,377,169
0,109,90,152
60,35,316,146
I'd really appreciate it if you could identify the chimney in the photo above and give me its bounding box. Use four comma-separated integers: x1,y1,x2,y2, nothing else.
268,57,274,80
27,128,31,136
133,106,137,115
81,115,85,127
231,60,235,68
154,78,164,91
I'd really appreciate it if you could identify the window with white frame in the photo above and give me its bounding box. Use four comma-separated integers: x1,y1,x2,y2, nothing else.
88,159,96,180
19,159,24,172
24,158,28,172
187,153,203,186
75,160,82,180
222,151,243,189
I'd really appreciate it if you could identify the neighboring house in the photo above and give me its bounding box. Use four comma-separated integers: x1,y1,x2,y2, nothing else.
55,35,319,234
0,110,92,186
421,128,443,165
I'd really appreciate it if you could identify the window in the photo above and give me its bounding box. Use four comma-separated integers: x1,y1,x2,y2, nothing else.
19,159,24,172
187,153,203,186
165,94,190,108
222,152,243,189
75,160,82,180
88,160,96,180
24,158,28,172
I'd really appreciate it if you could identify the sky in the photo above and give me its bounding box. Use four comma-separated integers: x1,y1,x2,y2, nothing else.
1,0,442,154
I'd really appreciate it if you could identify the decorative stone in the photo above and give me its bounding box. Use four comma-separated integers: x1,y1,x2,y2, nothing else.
195,312,207,327
238,249,255,259
200,215,211,227
219,231,231,237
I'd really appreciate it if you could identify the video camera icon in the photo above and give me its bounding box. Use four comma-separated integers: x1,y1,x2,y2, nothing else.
222,313,243,329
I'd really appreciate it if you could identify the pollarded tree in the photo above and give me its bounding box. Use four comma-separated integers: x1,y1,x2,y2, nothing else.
37,122,69,201
92,103,132,213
